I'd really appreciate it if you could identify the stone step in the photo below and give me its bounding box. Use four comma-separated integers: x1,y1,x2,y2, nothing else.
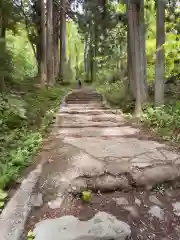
66,98,101,101
55,126,139,137
66,98,102,101
66,97,101,100
68,93,101,97
64,106,107,110
59,109,113,115
66,93,103,102
66,101,102,105
68,94,101,97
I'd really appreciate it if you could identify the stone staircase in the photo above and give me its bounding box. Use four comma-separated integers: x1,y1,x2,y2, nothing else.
65,89,103,104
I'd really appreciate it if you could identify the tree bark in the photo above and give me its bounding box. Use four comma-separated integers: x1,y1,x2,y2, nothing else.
84,34,88,74
155,0,165,105
47,0,55,85
90,21,96,82
127,0,142,116
40,0,47,87
138,0,148,102
53,2,59,78
0,12,6,92
59,0,67,82
36,35,41,77
75,43,79,78
127,25,134,98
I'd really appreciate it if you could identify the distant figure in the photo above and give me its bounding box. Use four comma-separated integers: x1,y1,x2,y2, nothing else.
77,78,82,88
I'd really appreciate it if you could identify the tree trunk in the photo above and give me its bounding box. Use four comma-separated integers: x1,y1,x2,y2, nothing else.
127,25,134,98
47,0,54,85
138,0,148,102
75,43,79,79
155,0,165,105
84,33,89,75
0,12,6,92
59,0,67,82
127,0,142,116
53,2,59,78
36,35,41,77
90,21,96,82
40,0,47,87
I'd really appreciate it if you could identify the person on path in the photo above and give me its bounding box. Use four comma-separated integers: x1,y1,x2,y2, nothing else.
77,78,82,88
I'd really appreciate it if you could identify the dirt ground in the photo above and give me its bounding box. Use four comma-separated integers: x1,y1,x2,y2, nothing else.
25,187,180,240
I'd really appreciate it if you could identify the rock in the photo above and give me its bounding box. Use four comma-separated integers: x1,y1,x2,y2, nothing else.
34,212,131,240
88,175,130,192
72,152,104,177
172,202,180,216
132,162,153,168
149,195,163,206
135,198,141,206
30,193,43,207
133,165,180,189
148,206,164,220
107,160,131,175
113,197,129,205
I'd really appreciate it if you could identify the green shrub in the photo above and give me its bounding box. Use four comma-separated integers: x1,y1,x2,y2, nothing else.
96,80,134,112
141,102,180,142
0,85,69,190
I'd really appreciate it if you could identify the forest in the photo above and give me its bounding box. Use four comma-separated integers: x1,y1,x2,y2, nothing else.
0,0,179,201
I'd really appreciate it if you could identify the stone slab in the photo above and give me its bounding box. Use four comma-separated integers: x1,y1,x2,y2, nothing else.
58,127,139,137
34,212,131,240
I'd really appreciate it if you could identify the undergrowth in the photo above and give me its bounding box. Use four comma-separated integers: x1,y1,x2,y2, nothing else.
0,84,69,190
95,80,180,144
141,103,180,143
95,80,135,112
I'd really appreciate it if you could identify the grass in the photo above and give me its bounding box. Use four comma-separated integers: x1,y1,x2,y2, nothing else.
141,103,180,143
94,80,180,144
0,83,70,190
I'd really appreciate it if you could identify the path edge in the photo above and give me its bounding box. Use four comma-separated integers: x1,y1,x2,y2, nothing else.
0,162,45,240
0,90,72,240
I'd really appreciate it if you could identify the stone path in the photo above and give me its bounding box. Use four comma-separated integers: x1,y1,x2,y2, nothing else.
23,89,180,239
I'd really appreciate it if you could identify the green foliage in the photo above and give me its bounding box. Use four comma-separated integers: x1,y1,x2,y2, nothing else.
66,20,84,79
0,86,69,190
0,38,13,79
0,17,70,195
81,190,92,202
0,189,8,209
7,27,37,81
141,102,180,142
27,230,35,240
96,79,134,112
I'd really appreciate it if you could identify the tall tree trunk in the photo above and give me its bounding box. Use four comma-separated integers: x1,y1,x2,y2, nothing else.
138,0,148,102
127,0,142,116
36,36,41,77
34,0,41,77
0,12,6,92
155,0,165,105
85,35,91,81
59,0,66,82
40,0,47,87
127,25,134,98
90,21,96,82
84,34,88,74
47,0,54,85
75,43,79,79
53,2,59,78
